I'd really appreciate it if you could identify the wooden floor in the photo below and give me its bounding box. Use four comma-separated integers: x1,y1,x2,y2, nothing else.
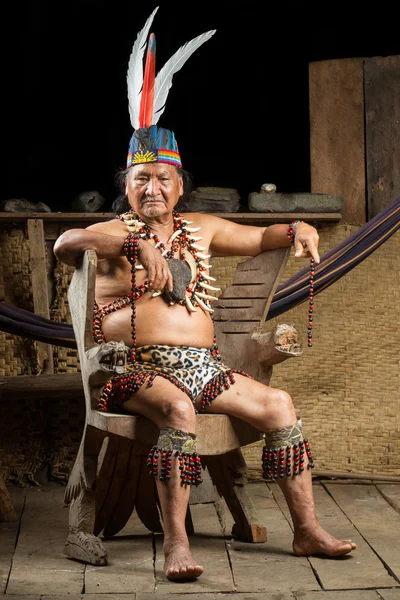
1,479,400,600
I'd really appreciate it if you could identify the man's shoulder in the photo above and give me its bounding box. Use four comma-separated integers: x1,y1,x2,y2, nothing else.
86,217,125,234
181,211,225,227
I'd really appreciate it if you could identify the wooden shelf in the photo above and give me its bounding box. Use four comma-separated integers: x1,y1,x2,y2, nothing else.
0,212,342,224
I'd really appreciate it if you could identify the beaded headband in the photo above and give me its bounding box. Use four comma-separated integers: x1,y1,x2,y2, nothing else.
127,125,182,168
126,7,215,168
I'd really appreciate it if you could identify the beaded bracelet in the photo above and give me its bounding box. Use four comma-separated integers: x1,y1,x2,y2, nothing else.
286,220,302,244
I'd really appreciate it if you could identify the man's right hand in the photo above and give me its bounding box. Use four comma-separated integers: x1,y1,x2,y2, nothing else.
138,240,174,293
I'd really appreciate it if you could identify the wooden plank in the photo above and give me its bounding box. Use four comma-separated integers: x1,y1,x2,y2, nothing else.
94,437,134,537
85,508,155,593
138,594,217,600
0,212,342,223
376,484,400,515
213,299,266,321
0,374,83,399
309,58,366,225
103,444,142,537
214,249,289,329
225,482,319,593
203,452,267,543
295,591,382,600
153,502,234,592
2,597,40,600
44,596,136,600
215,322,259,333
6,486,84,595
189,466,217,505
0,488,25,593
138,594,294,600
94,435,120,536
1,597,40,600
92,413,263,455
27,219,54,373
365,55,400,219
377,590,400,600
217,284,278,300
272,482,395,590
326,482,400,582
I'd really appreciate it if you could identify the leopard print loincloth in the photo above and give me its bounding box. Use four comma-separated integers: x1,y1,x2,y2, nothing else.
96,344,251,413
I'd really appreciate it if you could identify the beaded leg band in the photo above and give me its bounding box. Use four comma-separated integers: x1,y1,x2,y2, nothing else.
147,427,202,486
262,424,315,480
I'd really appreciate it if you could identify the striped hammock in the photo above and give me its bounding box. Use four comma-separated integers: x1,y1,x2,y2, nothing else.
1,196,399,349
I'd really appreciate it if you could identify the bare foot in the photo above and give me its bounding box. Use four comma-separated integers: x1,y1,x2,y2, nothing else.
164,542,204,581
293,526,357,557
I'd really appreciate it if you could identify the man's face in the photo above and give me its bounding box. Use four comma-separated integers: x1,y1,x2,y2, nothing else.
126,162,184,219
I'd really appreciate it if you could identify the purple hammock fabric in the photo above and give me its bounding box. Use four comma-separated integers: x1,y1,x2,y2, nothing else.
0,196,399,350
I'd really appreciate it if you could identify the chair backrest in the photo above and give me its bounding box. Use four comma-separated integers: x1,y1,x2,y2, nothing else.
213,248,290,381
67,249,98,412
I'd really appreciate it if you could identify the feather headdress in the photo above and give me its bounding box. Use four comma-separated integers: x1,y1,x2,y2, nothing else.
126,7,216,168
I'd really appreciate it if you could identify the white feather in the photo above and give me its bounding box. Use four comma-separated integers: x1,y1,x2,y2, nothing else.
126,7,159,129
153,30,216,124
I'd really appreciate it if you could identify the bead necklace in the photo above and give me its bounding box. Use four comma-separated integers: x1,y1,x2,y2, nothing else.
120,209,221,361
287,221,315,348
308,259,315,347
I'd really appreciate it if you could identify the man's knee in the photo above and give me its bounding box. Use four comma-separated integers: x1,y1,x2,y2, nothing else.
265,388,296,421
159,396,196,430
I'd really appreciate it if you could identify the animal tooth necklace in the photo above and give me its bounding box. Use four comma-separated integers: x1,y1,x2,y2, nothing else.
120,209,221,361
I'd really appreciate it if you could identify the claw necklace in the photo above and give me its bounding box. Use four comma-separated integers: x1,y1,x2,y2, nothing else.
119,209,220,361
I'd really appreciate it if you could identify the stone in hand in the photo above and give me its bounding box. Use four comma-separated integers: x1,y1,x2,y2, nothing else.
162,259,192,303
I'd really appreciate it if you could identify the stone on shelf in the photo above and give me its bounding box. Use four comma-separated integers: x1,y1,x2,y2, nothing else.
2,199,52,212
185,187,240,213
248,192,344,213
260,183,277,194
71,191,105,212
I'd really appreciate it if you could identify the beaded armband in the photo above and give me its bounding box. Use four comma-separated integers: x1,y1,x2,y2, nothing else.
286,220,303,244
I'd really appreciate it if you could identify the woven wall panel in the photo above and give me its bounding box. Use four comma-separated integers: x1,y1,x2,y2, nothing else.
0,228,38,375
50,258,80,374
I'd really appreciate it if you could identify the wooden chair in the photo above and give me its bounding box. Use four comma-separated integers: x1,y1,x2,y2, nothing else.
64,248,302,565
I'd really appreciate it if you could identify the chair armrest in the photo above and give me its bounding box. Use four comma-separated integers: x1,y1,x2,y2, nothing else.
85,341,128,388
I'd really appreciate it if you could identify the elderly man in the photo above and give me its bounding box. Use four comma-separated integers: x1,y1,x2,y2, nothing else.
54,158,356,580
54,7,356,581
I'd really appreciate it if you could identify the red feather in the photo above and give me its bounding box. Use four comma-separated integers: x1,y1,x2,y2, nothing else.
139,33,156,128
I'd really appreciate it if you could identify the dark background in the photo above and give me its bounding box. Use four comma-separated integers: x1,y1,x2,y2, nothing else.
3,0,400,212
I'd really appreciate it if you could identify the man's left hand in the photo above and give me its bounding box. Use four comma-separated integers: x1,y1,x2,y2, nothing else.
293,222,320,264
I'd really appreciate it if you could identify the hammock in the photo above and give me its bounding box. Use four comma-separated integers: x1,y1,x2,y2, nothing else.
268,196,400,320
1,197,399,350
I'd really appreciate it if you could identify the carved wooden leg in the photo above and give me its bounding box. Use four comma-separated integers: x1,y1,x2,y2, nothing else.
64,486,107,565
204,449,267,543
64,427,107,566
